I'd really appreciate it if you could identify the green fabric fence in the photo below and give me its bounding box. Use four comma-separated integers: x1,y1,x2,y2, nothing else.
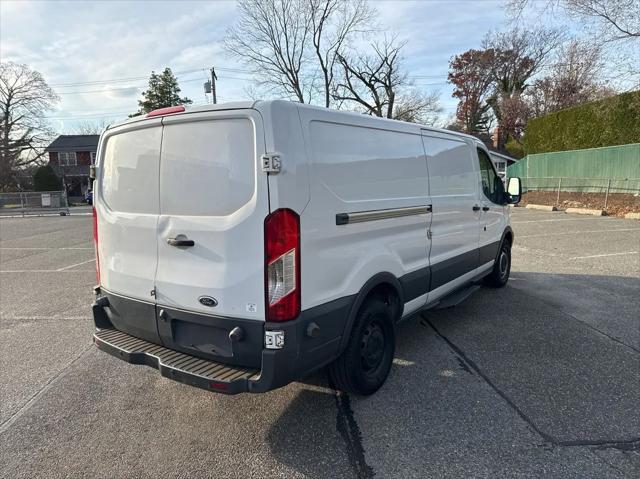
507,144,640,193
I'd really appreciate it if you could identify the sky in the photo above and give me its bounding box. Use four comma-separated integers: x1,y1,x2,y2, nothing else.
1,0,532,133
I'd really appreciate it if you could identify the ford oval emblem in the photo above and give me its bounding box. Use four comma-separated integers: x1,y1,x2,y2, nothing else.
198,296,218,307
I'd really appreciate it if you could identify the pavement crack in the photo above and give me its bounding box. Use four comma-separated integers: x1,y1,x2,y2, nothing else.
421,315,556,445
513,287,640,354
329,377,375,479
561,438,640,451
588,449,628,477
421,316,640,451
0,344,92,434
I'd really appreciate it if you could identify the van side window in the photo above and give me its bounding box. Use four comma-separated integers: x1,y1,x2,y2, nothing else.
477,148,503,204
427,138,477,197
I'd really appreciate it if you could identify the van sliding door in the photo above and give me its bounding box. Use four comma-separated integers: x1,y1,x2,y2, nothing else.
421,133,480,300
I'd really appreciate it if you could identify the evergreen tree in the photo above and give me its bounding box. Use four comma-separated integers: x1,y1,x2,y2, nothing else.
33,164,62,191
130,68,192,117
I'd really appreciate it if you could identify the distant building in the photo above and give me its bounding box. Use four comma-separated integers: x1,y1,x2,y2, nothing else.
473,130,518,181
488,150,517,181
45,135,99,199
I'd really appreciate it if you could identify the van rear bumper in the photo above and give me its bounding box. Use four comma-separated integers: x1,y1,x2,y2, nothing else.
94,328,258,394
92,293,354,394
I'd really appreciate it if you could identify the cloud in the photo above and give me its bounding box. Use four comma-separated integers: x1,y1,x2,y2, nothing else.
0,0,508,131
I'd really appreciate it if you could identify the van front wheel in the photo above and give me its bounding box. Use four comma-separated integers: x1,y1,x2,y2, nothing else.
329,297,395,396
484,240,511,287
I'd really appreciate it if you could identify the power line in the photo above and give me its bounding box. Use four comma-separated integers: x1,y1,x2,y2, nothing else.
49,67,206,87
54,73,252,95
50,66,253,88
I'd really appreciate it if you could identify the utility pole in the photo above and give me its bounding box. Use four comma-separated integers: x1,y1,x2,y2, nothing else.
210,67,218,104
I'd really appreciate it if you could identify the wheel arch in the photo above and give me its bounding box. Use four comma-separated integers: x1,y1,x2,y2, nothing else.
338,272,404,353
502,226,514,247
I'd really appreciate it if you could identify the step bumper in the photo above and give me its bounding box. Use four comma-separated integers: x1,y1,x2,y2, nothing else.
94,328,259,394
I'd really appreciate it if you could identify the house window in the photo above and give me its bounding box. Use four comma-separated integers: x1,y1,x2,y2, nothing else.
90,151,96,164
493,160,507,179
59,152,77,166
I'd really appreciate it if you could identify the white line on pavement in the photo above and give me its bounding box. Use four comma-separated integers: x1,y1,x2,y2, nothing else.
570,251,639,260
1,316,92,320
57,258,96,271
0,270,94,273
519,228,640,238
0,247,93,250
0,345,93,434
512,218,616,224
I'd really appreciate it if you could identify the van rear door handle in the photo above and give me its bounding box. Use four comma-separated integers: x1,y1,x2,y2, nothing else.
167,237,195,247
472,205,481,211
482,206,490,211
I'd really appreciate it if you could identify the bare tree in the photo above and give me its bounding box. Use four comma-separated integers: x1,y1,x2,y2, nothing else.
0,62,59,189
483,27,562,96
508,0,640,41
73,119,110,135
393,90,442,125
226,0,372,106
481,28,562,147
333,38,442,123
226,0,311,103
309,0,373,107
527,40,615,116
333,37,405,118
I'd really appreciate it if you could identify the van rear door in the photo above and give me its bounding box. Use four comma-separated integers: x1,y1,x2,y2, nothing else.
97,119,163,343
153,110,268,360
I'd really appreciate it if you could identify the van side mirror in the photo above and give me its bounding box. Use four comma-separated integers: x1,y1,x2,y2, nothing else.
506,177,522,204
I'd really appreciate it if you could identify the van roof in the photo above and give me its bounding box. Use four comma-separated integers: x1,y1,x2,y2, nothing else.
106,100,481,144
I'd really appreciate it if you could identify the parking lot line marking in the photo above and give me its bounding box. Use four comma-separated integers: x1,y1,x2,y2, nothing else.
512,218,616,224
0,316,92,320
0,270,94,273
519,228,640,238
0,247,93,250
0,345,93,434
57,258,96,271
570,251,639,260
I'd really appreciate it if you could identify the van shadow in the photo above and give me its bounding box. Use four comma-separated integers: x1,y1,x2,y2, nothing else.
263,272,640,477
264,377,359,478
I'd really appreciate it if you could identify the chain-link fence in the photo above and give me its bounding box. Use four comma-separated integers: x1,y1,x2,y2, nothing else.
0,191,70,217
520,177,640,213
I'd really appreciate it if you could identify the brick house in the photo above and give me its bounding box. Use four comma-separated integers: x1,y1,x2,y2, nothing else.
45,135,99,199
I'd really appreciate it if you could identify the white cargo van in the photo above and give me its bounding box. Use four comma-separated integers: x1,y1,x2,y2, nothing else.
91,101,522,396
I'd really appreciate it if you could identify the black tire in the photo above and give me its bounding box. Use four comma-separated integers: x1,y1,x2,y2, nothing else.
329,297,396,396
484,240,511,287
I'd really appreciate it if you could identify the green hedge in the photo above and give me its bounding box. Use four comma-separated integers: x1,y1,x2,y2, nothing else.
524,91,640,154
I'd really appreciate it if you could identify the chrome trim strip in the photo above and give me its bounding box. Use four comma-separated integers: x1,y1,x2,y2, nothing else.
336,205,432,225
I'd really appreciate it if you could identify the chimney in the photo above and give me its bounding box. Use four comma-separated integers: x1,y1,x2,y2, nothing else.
492,127,500,149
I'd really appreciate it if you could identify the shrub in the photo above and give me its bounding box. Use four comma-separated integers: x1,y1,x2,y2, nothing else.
505,138,525,159
524,91,640,154
33,164,62,191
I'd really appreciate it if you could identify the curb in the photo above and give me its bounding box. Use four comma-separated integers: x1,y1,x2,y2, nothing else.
624,212,640,220
525,204,557,211
565,207,606,216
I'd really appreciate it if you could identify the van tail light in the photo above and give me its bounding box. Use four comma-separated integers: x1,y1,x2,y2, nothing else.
93,206,100,284
264,209,300,322
146,105,185,117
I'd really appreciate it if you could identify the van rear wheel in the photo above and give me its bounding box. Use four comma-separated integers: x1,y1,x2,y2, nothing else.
329,297,395,396
484,240,511,287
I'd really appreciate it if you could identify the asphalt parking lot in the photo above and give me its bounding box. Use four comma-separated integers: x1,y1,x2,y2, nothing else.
1,208,638,478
